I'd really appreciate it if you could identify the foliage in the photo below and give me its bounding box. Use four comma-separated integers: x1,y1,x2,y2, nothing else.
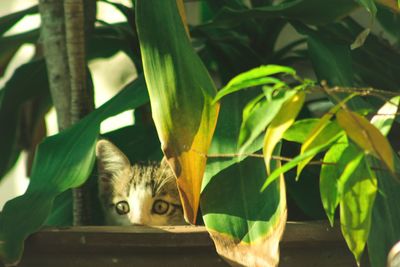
0,0,400,266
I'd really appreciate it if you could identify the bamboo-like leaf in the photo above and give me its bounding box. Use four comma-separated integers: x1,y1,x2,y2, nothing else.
282,118,318,143
320,137,349,225
0,5,38,36
213,65,295,103
340,155,377,264
0,60,49,179
0,77,149,265
370,96,400,136
238,88,297,155
263,91,305,174
368,156,400,267
355,0,377,16
296,96,354,177
213,0,359,26
262,140,333,191
336,109,395,173
136,0,219,224
296,121,344,179
202,84,286,266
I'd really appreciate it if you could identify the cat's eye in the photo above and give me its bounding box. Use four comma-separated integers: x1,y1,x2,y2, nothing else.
152,200,170,215
115,201,130,215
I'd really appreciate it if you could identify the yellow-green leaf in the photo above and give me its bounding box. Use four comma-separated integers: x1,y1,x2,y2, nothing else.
370,96,400,136
297,94,355,177
336,109,395,173
263,91,305,174
136,0,219,224
340,156,377,264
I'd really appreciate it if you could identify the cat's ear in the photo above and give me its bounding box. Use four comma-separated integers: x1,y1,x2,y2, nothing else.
96,139,132,182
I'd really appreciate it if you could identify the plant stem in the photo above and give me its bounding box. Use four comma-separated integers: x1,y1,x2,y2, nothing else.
64,0,95,226
39,0,71,130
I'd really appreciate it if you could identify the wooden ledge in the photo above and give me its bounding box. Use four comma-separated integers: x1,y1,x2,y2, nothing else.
16,221,365,267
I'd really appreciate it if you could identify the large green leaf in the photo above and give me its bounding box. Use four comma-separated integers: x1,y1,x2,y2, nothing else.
340,154,377,264
0,5,38,36
212,0,359,26
201,75,286,265
213,65,295,102
319,138,350,225
136,0,219,224
0,60,49,180
0,77,149,265
368,156,400,267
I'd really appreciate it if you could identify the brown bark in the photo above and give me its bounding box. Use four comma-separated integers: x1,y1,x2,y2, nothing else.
64,0,95,226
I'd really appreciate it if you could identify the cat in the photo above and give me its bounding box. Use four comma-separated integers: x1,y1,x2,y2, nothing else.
96,139,186,226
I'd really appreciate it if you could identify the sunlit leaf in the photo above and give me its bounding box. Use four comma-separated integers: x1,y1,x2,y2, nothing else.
282,118,318,143
262,140,333,191
370,96,400,136
340,155,377,264
336,109,395,173
263,91,305,174
238,88,297,155
320,137,349,225
368,156,400,267
296,121,343,179
296,96,354,177
0,77,149,265
213,65,295,103
350,28,371,50
136,0,219,224
202,145,286,267
355,0,377,16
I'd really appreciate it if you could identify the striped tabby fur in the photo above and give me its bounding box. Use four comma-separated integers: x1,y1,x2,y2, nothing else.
96,139,185,225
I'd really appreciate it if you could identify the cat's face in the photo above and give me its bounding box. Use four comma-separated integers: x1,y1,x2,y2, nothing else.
96,140,186,226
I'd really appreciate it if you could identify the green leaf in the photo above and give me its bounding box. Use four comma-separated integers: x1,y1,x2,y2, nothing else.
368,156,400,267
367,102,400,267
320,137,350,225
0,5,38,36
201,81,285,265
202,148,286,266
0,77,149,265
377,5,400,40
355,0,377,16
296,121,344,179
238,88,297,155
306,30,354,87
263,91,305,174
261,137,333,191
213,0,359,26
136,0,219,224
213,65,295,103
370,96,400,136
202,89,264,190
0,29,38,77
282,118,319,143
0,60,49,180
340,155,377,264
337,109,395,173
